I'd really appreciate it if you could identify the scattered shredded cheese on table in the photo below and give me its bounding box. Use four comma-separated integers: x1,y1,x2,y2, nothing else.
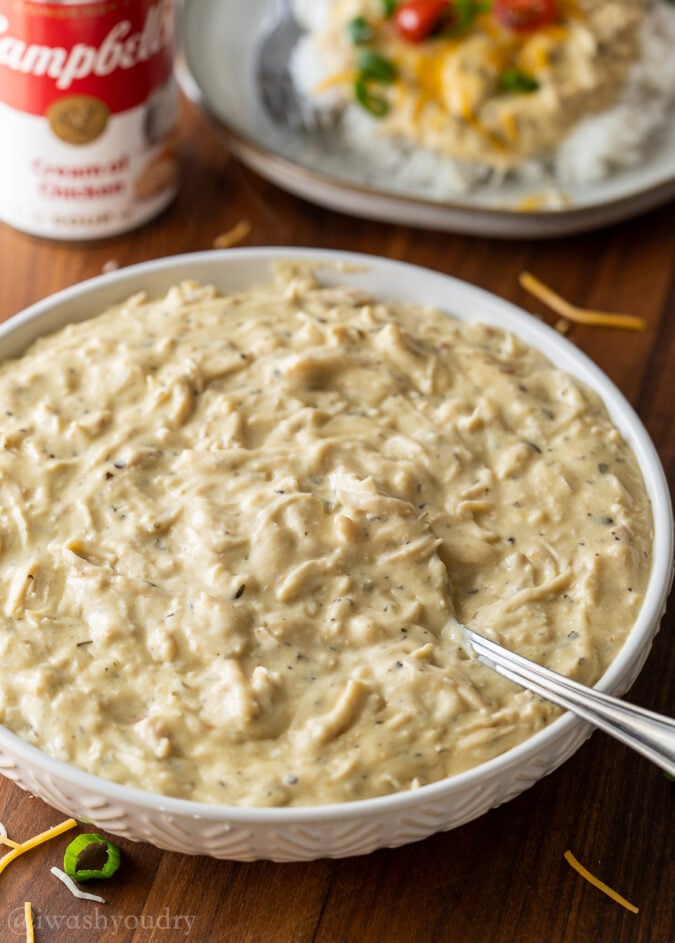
520,271,647,332
0,819,77,877
564,850,639,914
212,218,252,249
50,865,106,903
0,821,20,849
24,901,34,943
0,836,21,848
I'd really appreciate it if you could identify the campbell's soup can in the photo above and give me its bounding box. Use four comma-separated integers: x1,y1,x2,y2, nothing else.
0,0,179,239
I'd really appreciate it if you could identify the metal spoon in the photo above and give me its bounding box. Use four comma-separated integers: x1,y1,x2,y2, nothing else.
463,627,675,778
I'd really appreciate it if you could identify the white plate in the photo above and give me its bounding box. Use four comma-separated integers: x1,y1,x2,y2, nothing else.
177,0,675,238
0,248,672,862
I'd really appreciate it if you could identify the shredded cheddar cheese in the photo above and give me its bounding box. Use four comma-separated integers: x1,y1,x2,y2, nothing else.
414,57,450,104
312,69,356,94
520,271,647,332
498,109,519,146
0,835,21,849
0,821,20,849
564,850,639,914
24,902,34,943
0,819,77,878
213,219,252,250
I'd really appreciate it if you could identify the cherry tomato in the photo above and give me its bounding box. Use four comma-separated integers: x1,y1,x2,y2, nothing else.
393,0,454,44
494,0,557,32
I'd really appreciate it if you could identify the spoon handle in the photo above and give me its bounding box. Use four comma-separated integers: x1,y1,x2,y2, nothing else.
465,628,675,778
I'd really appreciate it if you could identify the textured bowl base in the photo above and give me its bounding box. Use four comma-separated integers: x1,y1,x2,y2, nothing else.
0,721,596,861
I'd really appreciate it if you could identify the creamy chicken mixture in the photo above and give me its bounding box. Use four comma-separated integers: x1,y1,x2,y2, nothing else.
297,0,648,168
0,266,652,806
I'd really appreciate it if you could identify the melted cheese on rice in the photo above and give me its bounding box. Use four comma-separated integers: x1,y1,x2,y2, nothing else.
295,0,649,169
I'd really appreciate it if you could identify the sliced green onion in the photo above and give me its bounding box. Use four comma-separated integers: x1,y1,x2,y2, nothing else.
381,0,398,16
347,16,375,45
63,833,121,882
498,67,539,93
443,0,492,34
354,76,391,117
356,49,397,84
454,0,482,27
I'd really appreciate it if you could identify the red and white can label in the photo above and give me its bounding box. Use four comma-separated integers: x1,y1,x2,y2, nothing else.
0,0,179,239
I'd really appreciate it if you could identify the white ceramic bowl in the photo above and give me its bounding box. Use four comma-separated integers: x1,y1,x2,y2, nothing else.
0,249,671,862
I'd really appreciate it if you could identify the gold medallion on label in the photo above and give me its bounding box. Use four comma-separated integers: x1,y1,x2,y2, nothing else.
46,94,110,145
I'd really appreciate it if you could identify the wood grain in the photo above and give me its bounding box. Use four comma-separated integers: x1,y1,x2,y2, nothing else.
0,100,672,943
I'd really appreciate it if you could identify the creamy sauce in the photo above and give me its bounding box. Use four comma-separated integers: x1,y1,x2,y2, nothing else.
302,0,648,168
0,266,652,806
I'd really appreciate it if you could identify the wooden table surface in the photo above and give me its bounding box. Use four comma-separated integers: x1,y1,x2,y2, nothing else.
0,101,673,943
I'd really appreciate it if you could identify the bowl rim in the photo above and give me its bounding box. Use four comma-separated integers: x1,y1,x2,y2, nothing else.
0,247,671,824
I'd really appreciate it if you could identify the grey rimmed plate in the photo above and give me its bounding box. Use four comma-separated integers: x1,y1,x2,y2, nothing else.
177,0,675,238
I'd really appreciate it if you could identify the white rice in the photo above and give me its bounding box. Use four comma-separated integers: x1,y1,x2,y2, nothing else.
555,3,675,185
290,1,675,197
